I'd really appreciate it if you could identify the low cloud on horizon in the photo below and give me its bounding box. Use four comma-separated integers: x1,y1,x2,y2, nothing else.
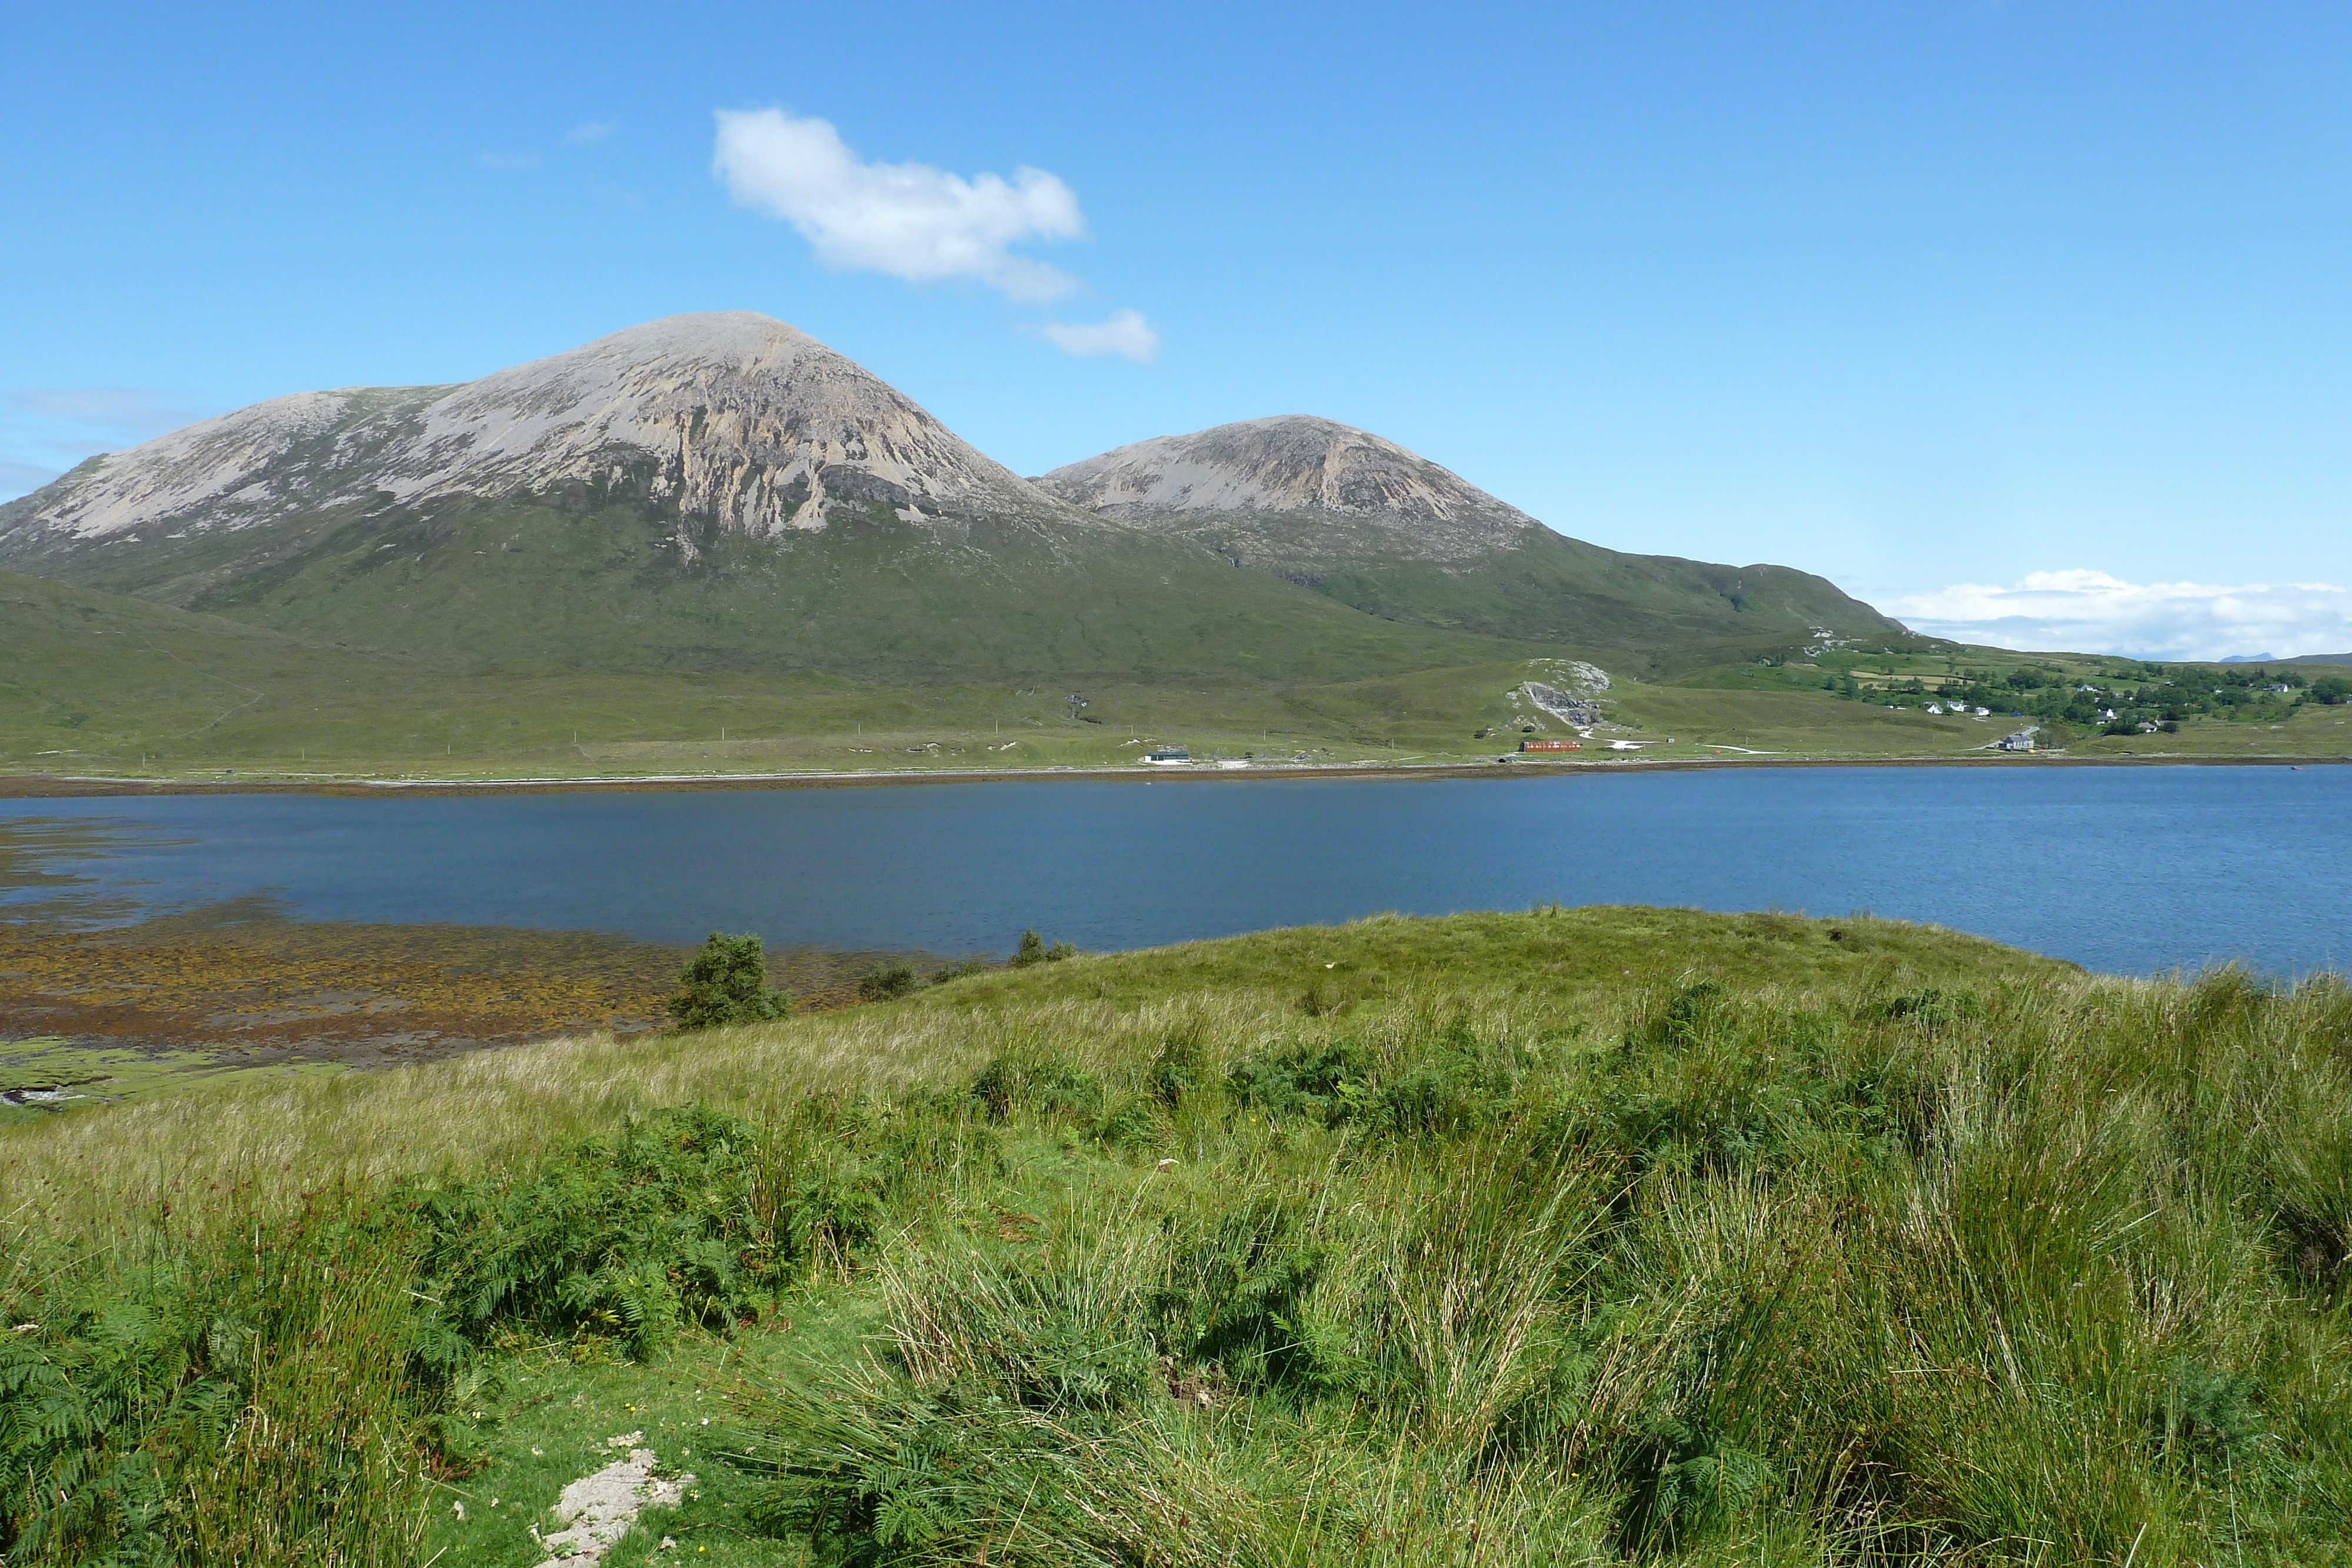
1885,570,2352,661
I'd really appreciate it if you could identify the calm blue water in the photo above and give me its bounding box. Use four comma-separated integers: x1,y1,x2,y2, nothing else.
1,766,2344,977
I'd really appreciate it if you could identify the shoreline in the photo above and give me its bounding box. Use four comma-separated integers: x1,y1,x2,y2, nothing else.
1,750,2347,799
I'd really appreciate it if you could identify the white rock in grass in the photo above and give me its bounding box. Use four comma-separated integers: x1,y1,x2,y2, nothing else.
532,1449,692,1568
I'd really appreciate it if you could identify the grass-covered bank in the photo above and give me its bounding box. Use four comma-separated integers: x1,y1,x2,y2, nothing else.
5,910,2350,1564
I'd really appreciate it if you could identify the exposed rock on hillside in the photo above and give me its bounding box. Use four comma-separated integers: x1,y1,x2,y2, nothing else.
0,316,1908,680
4,313,1067,553
1037,416,1537,561
1041,419,1907,663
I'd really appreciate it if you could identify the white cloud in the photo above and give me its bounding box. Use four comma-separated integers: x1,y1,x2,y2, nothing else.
1037,310,1160,363
564,121,613,144
1885,569,2352,661
711,108,1087,302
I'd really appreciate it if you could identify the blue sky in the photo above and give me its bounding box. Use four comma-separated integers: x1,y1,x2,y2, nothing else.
4,1,2349,657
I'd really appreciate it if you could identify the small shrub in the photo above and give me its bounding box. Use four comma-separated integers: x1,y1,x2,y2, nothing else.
403,1106,791,1358
928,957,993,985
665,933,792,1029
856,963,917,1002
1008,929,1077,967
1226,1039,1376,1125
1148,1194,1332,1393
739,1379,1105,1561
1373,1047,1514,1137
775,1161,887,1269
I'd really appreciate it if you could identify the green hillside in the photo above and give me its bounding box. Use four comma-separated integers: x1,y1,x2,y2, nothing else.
6,567,2341,778
11,495,1542,683
8,909,2350,1564
1120,511,1912,676
0,568,420,761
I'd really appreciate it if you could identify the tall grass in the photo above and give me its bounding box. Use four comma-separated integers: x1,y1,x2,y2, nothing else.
3,912,2348,1563
724,967,2352,1564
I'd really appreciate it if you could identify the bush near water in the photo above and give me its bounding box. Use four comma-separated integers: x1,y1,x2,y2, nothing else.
5,908,2352,1564
665,932,794,1029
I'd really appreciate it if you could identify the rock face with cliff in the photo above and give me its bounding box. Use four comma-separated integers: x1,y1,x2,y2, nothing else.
1040,416,1905,666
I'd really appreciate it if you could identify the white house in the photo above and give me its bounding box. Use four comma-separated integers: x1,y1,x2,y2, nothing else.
1145,749,1191,766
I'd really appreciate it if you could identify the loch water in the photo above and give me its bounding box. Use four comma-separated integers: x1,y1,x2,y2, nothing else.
1,764,2344,978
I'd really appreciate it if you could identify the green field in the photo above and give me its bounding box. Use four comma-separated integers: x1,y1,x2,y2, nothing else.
6,908,2350,1564
6,566,2346,783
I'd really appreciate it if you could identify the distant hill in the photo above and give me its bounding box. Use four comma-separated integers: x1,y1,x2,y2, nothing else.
2282,651,2352,667
1038,416,1907,668
1,316,1900,684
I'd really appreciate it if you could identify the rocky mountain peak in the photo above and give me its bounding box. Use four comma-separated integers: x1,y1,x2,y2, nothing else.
385,310,1051,532
1035,416,1543,561
1,312,1067,550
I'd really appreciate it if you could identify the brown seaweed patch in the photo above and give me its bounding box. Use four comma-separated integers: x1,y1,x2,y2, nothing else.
0,902,947,1082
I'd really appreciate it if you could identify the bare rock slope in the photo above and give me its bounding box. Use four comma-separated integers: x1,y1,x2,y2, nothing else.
6,313,1064,556
1037,416,1537,562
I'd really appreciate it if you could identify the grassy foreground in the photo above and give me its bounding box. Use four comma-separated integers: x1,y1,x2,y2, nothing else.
4,908,2350,1564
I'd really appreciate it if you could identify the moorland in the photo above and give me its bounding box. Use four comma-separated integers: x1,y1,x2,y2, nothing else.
6,908,2350,1565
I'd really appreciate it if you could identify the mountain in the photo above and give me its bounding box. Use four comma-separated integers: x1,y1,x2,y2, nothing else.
1,318,1895,686
1038,416,1905,667
8,313,1051,554
0,316,1524,681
